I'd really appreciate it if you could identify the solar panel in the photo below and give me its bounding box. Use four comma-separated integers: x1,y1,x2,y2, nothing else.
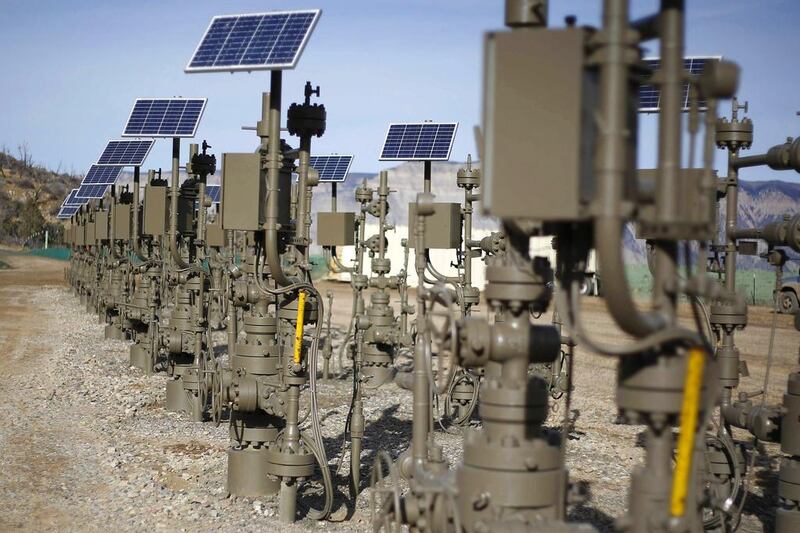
309,155,354,182
96,139,154,166
205,185,221,204
122,98,207,137
63,188,85,207
185,10,321,72
639,56,721,113
379,123,458,161
57,205,79,219
75,165,123,199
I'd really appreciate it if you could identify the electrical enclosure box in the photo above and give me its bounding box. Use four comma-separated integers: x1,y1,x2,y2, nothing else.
221,153,264,231
75,222,85,246
482,28,601,221
143,185,168,237
206,220,225,247
316,212,355,246
408,202,462,249
95,210,109,241
114,204,131,240
85,220,96,244
176,194,195,235
636,169,716,240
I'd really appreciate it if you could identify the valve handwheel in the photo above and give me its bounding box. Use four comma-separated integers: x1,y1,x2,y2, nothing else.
211,359,225,427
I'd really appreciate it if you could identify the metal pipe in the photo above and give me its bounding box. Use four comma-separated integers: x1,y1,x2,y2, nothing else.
378,171,388,260
423,160,431,193
463,183,473,296
262,74,293,287
109,185,117,262
132,166,143,258
724,160,739,292
226,231,238,354
296,135,311,253
594,0,665,337
732,153,768,169
411,201,430,471
169,138,189,269
652,0,684,322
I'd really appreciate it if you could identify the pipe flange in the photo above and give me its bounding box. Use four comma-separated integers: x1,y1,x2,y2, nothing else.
286,102,327,138
715,117,753,150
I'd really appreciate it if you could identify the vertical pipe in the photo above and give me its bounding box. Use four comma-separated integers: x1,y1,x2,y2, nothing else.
653,0,684,321
463,186,473,315
412,201,430,471
423,160,431,193
169,138,188,269
227,230,238,355
724,158,739,291
133,168,144,257
296,135,311,257
378,171,388,260
279,386,300,522
594,0,664,337
263,73,292,287
330,183,337,212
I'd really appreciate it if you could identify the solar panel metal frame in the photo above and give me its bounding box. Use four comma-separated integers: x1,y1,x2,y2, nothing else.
638,55,722,113
309,154,354,183
121,97,208,138
96,139,155,166
379,122,459,162
184,9,321,73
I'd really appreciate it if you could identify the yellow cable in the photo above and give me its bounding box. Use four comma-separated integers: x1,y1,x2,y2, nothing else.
670,347,706,517
294,291,307,364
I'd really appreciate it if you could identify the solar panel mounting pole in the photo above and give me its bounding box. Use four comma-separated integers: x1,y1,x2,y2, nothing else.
131,166,144,260
168,137,188,269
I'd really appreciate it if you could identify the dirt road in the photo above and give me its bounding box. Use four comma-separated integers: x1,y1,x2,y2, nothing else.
0,250,796,531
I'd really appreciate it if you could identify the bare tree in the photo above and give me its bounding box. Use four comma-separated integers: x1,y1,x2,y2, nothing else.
17,142,33,170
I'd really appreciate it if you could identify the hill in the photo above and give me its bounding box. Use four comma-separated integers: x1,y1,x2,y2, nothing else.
310,162,800,270
4,149,798,268
0,148,81,245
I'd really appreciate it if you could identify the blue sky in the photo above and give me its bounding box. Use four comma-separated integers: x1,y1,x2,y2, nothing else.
1,0,798,181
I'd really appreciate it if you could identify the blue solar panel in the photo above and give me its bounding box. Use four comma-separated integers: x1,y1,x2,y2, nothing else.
76,184,111,199
63,188,85,207
186,10,321,72
639,56,720,113
122,98,207,138
75,165,123,199
205,185,221,204
379,123,458,161
309,155,353,182
57,205,79,219
96,139,154,166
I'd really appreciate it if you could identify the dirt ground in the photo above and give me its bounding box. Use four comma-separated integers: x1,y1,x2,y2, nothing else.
0,249,797,532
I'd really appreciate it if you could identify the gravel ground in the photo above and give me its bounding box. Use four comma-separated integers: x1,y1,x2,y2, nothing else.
0,259,797,531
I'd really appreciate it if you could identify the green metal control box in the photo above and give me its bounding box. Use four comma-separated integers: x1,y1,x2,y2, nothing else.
143,185,168,237
482,28,601,221
114,204,131,240
206,220,226,248
95,210,109,241
408,202,462,249
221,152,264,231
316,212,356,246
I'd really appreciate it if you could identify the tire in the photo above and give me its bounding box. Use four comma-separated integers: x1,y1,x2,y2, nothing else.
780,290,799,314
